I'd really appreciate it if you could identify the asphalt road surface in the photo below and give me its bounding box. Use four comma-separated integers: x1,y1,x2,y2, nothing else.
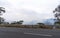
0,27,60,38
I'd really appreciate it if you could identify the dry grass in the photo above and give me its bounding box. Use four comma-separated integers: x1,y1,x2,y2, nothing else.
0,24,53,29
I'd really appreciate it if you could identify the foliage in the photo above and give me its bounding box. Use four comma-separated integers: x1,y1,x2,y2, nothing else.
54,22,60,25
0,17,5,24
53,5,60,25
37,23,44,25
0,7,5,15
11,20,24,24
0,7,5,24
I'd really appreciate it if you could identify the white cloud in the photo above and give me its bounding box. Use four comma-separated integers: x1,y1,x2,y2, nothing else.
0,0,60,23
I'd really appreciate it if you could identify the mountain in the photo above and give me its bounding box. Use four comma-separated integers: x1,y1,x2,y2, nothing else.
23,20,45,25
43,18,56,25
21,18,56,25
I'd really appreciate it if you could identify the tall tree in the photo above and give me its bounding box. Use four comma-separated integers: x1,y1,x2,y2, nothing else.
0,7,5,24
53,5,60,25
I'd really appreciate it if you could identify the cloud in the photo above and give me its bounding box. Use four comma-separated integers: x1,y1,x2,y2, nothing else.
0,0,60,24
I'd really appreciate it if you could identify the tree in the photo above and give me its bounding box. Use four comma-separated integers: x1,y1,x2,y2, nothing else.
11,21,17,24
0,7,5,24
53,5,60,25
16,20,24,24
11,20,24,24
0,17,4,24
37,23,44,25
54,22,60,25
0,7,5,15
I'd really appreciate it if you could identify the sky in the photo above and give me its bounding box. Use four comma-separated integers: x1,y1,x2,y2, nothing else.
0,0,60,24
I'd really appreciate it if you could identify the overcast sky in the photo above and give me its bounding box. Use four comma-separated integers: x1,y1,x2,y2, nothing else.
0,0,60,23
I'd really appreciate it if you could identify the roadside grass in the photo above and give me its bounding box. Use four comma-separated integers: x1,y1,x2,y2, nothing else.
0,24,53,29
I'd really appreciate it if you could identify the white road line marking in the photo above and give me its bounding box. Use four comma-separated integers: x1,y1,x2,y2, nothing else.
24,33,53,37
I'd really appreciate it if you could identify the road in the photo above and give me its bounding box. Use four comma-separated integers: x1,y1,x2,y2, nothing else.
0,27,60,38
